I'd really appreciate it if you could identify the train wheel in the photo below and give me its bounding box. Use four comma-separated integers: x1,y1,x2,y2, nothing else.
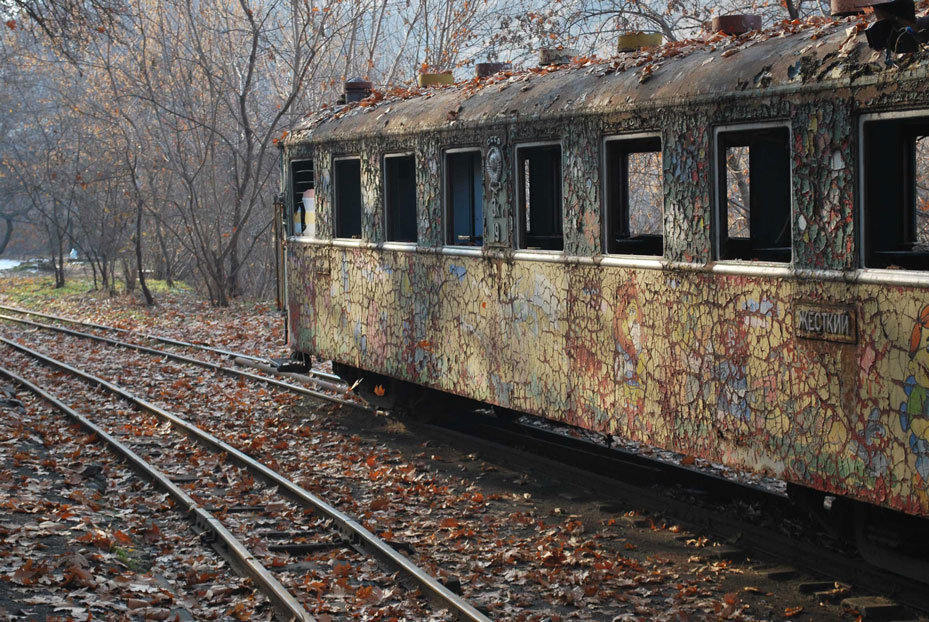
331,363,399,409
785,483,853,538
394,387,477,424
854,502,929,584
492,406,520,424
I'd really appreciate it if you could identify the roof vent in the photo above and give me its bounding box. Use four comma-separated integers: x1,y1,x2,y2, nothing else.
343,78,372,103
830,0,873,15
476,62,511,78
711,14,762,35
417,71,454,87
539,47,578,66
616,32,663,53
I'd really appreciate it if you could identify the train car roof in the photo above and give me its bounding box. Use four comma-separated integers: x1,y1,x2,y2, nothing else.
286,17,929,145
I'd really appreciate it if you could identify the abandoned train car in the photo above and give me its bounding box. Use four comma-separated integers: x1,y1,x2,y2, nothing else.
279,19,929,532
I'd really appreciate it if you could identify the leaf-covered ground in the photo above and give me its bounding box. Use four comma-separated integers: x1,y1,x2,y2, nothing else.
0,273,884,620
0,385,274,620
0,273,289,361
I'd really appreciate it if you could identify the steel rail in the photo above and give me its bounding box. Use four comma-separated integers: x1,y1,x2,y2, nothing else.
0,336,492,622
0,365,313,622
0,313,362,409
0,303,342,382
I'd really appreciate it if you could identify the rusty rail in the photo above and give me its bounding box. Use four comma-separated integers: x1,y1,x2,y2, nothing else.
0,364,313,622
0,336,492,622
0,303,342,382
0,312,361,409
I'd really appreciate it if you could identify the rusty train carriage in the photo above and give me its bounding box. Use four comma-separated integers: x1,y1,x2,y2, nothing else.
280,23,929,520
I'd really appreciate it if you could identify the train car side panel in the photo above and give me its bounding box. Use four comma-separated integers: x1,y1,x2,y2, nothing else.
288,240,929,516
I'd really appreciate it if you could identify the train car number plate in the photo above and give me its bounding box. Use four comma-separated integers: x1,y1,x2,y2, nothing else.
794,303,857,344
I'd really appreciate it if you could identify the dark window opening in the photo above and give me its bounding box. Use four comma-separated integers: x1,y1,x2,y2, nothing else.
517,145,562,251
717,127,791,262
384,155,417,242
605,138,663,255
290,159,314,236
864,118,929,270
334,159,362,239
446,151,483,246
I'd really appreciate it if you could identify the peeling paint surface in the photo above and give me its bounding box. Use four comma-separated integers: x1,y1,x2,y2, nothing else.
290,246,929,516
562,118,601,256
791,101,855,270
361,145,384,242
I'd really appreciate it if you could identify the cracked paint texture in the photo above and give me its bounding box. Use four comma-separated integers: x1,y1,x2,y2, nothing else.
290,247,929,516
662,112,711,263
790,99,855,270
562,118,601,256
415,136,444,248
360,144,384,242
313,148,333,238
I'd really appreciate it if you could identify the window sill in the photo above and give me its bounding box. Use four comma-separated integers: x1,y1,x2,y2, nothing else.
709,260,793,279
441,246,483,257
332,238,364,247
381,241,418,252
855,267,929,287
513,249,564,262
599,255,665,270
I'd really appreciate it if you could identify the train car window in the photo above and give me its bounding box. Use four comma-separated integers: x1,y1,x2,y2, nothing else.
334,158,362,239
446,151,483,246
604,137,663,255
517,144,563,251
716,127,791,262
290,159,314,237
384,155,418,243
863,117,929,270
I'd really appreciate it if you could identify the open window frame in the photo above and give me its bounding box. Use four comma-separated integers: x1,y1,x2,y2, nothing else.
859,110,929,272
383,152,418,244
333,156,362,240
288,158,315,238
603,133,664,256
515,141,564,252
443,148,484,247
713,122,793,264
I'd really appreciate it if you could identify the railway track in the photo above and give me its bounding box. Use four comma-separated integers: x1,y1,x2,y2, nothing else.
0,308,361,409
0,365,309,621
0,336,490,621
0,303,342,383
2,306,928,618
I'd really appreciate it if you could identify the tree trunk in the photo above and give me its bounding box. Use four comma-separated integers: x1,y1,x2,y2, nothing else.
89,256,98,289
156,223,173,287
108,260,118,296
48,226,66,288
55,246,65,288
135,204,155,306
0,217,14,255
212,250,228,307
122,258,136,293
